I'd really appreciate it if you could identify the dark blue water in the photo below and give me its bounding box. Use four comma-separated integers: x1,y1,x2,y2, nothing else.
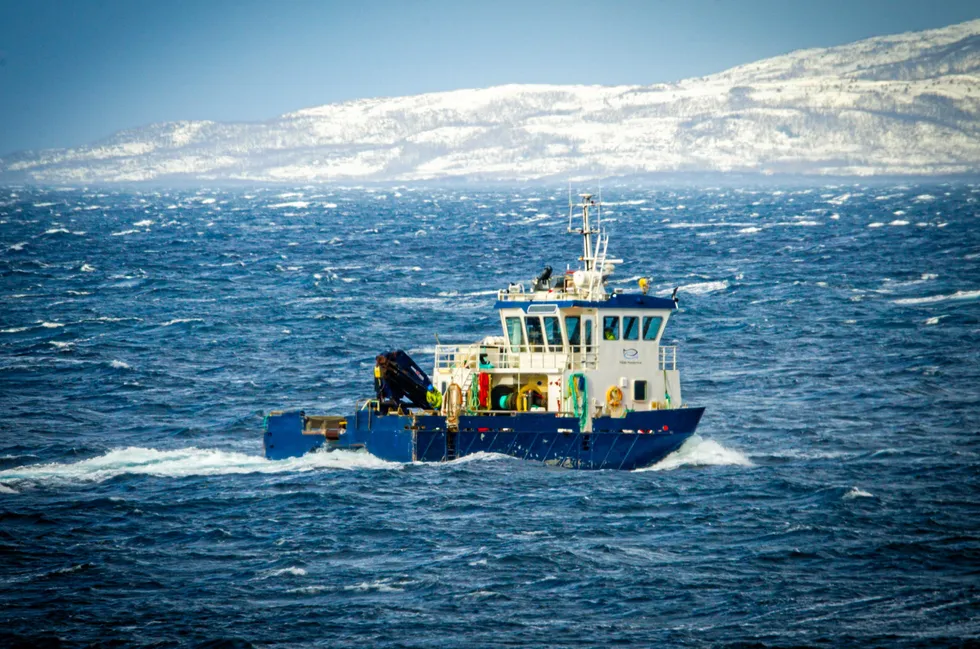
1,184,978,648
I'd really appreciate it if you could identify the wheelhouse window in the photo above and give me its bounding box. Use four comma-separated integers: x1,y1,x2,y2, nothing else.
525,316,545,351
642,316,663,341
505,317,525,353
603,316,620,341
565,316,581,347
623,315,639,341
584,319,594,352
543,316,563,349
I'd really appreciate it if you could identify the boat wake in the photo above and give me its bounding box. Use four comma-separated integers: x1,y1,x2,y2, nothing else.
636,435,752,472
0,446,399,490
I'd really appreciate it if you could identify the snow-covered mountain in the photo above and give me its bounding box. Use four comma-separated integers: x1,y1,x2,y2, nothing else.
3,19,979,183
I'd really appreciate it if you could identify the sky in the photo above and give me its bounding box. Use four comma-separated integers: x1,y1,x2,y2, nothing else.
0,0,978,155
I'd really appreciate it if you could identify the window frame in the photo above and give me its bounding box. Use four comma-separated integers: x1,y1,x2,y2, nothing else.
505,316,525,353
623,315,639,341
642,316,664,341
602,315,620,341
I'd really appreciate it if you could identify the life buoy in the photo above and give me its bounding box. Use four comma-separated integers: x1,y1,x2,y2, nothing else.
606,385,623,408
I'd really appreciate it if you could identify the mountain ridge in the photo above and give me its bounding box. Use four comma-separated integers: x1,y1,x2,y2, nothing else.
3,19,979,183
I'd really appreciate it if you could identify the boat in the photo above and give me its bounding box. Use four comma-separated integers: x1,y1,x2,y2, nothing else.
264,193,705,470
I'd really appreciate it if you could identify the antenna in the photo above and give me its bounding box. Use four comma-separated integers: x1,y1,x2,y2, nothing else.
567,180,573,233
597,183,602,233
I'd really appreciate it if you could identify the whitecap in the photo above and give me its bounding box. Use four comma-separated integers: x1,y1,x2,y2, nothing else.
264,567,307,578
49,341,74,351
661,280,729,296
132,219,154,227
894,290,980,306
39,322,64,328
843,487,874,500
738,226,761,234
44,228,69,235
445,451,514,465
924,315,946,325
7,242,27,251
1,327,29,334
889,220,909,226
636,435,752,472
109,360,132,370
80,264,96,272
0,446,400,487
286,585,330,595
343,580,405,593
111,229,140,236
160,318,204,327
0,483,18,494
268,201,310,209
868,222,885,228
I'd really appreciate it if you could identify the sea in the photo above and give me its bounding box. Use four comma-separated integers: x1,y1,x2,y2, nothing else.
0,184,978,648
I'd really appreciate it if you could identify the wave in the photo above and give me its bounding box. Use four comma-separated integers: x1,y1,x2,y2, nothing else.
660,280,729,296
636,435,752,472
843,487,874,500
268,201,310,209
893,290,980,306
445,451,515,465
160,318,204,327
0,446,400,489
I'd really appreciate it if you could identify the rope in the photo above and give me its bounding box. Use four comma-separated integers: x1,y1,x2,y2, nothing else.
566,372,588,431
467,373,480,413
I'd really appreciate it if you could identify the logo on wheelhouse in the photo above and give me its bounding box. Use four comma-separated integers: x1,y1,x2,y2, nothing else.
623,348,639,360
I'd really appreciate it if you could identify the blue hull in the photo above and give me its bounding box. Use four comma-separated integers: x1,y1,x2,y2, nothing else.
265,408,705,470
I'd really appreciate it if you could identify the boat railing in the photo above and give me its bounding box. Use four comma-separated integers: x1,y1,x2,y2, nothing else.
659,345,677,370
434,344,597,372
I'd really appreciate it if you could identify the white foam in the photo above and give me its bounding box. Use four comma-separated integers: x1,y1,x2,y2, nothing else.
446,451,514,465
160,318,204,327
49,341,74,350
924,315,946,325
663,280,729,296
894,290,980,305
268,201,310,209
1,327,29,334
868,222,885,228
109,360,132,369
843,487,874,500
7,242,27,251
343,580,405,593
0,483,18,494
0,446,400,488
44,228,69,235
132,219,154,227
39,321,64,328
111,229,140,236
738,226,762,234
80,264,96,272
286,585,330,595
889,220,909,226
666,222,755,229
636,435,752,472
265,567,307,578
